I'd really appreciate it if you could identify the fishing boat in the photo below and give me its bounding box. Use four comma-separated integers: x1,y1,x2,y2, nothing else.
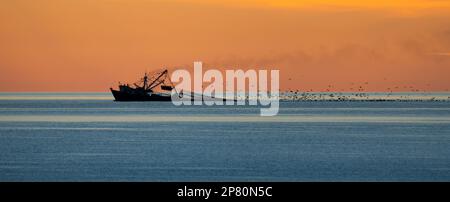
110,69,175,101
110,69,232,102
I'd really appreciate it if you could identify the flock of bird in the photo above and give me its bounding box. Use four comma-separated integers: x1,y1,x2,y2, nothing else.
233,81,450,102
278,92,447,102
281,83,449,101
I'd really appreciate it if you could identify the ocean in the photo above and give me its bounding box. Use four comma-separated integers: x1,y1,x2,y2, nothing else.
0,92,449,181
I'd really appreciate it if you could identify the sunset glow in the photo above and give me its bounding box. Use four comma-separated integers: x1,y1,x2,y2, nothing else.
1,0,449,92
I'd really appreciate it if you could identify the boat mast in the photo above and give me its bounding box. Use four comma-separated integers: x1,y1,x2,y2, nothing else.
143,73,148,89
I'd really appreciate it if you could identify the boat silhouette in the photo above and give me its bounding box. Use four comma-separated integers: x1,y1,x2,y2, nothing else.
110,69,232,102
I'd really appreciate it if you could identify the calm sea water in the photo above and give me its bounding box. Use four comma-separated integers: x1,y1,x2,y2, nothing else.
0,93,449,181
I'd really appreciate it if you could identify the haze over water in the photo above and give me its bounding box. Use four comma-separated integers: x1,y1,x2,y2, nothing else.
0,93,449,181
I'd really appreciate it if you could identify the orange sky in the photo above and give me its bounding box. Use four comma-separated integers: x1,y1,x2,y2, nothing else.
1,0,450,92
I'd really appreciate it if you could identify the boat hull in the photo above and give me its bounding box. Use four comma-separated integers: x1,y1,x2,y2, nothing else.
110,88,234,102
110,88,172,101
